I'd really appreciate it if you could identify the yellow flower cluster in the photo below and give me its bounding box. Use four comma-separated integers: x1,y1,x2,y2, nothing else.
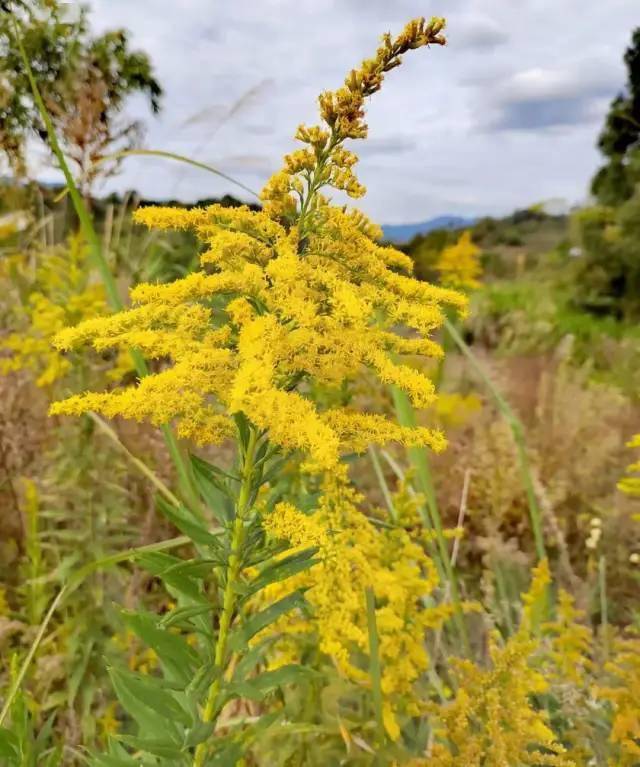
436,230,482,291
428,560,572,766
49,203,464,469
428,632,573,767
0,234,126,388
542,590,592,686
261,17,446,225
1,288,106,387
618,434,640,498
598,634,640,766
259,472,451,740
49,17,463,470
434,391,482,427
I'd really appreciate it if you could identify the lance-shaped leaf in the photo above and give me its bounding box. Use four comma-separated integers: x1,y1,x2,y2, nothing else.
228,589,308,652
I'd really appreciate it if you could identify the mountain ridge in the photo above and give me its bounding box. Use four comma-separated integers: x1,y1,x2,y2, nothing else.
382,215,476,244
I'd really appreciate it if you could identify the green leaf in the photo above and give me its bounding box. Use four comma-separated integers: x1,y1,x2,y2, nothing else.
109,666,191,726
109,668,183,744
117,734,186,761
247,547,319,597
120,610,199,685
207,739,244,766
67,637,95,707
233,412,251,450
226,664,315,702
135,552,209,603
33,711,57,754
190,455,235,524
0,727,18,760
182,720,216,748
228,590,308,652
160,604,215,629
232,636,277,683
191,454,240,483
365,586,384,739
163,559,222,580
90,753,138,767
157,497,224,548
90,738,141,767
259,458,288,488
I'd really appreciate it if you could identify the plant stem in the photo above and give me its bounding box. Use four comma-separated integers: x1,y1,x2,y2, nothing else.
368,445,397,523
365,587,384,745
96,149,260,201
599,555,609,661
193,428,259,766
391,386,470,656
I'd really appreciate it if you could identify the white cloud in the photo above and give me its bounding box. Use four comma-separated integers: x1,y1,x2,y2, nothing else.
42,0,638,223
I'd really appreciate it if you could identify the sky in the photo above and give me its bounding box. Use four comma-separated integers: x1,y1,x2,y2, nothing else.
53,0,639,223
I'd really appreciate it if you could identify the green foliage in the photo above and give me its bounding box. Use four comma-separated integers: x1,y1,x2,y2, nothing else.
592,27,640,205
572,186,640,320
89,444,319,766
473,275,640,391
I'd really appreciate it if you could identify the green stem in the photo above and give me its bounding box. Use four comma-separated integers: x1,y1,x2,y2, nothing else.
368,445,397,523
13,21,200,514
493,559,515,636
391,386,470,656
444,318,547,561
599,555,609,661
365,587,384,744
193,428,259,767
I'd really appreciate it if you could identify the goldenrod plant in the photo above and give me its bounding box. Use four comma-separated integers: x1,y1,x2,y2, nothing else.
33,17,472,766
436,230,482,292
619,434,640,497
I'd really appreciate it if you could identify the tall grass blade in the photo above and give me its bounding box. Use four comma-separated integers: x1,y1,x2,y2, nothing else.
391,386,470,655
365,587,384,744
96,149,260,201
444,318,547,561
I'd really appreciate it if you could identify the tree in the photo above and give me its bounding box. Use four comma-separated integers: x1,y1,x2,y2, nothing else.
572,26,640,319
591,28,640,205
0,0,162,194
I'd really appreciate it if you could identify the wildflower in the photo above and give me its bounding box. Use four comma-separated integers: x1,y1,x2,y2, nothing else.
1,233,127,387
597,633,640,766
97,701,120,742
435,230,482,291
618,434,640,497
255,473,455,740
49,18,466,473
434,391,482,427
585,525,602,551
542,590,592,686
428,563,573,766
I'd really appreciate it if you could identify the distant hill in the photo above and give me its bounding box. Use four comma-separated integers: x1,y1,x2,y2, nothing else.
382,215,476,244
